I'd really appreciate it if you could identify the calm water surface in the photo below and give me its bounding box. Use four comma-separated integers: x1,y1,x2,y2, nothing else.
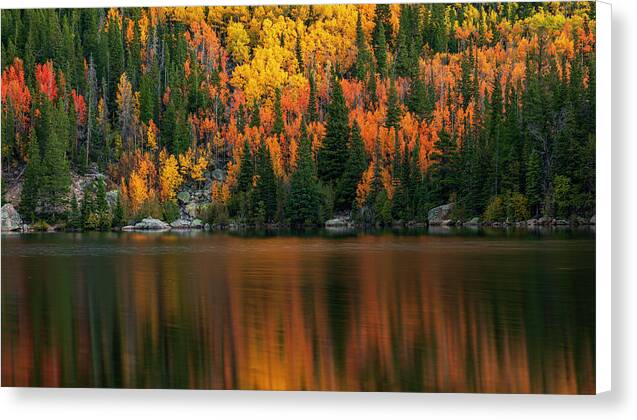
1,228,595,393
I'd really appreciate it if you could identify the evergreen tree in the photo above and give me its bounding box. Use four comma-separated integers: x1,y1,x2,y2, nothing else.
385,78,402,129
373,21,388,79
429,128,459,204
335,122,367,211
20,128,41,222
236,139,254,193
307,71,319,122
107,13,124,116
354,12,372,81
40,101,71,218
526,148,543,217
273,88,284,135
253,141,278,223
318,74,349,185
287,122,322,226
112,191,125,228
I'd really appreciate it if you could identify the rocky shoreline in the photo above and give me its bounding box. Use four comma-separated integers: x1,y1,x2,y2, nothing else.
3,201,596,234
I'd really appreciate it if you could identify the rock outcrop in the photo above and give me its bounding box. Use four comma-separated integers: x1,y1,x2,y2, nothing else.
122,217,170,231
1,204,23,232
427,203,455,226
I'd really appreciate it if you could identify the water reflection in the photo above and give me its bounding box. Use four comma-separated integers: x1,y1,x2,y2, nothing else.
2,231,595,393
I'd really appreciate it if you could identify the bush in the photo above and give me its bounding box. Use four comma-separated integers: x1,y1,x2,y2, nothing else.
200,202,229,225
505,192,530,221
162,200,180,223
483,195,505,222
553,175,572,218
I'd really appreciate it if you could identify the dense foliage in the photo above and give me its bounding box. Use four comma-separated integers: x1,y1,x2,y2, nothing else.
1,2,596,226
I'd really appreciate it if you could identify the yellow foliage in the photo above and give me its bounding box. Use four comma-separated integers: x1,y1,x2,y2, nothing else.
159,150,183,202
227,21,251,64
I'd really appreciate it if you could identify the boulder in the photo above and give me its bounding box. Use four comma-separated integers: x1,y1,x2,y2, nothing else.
590,215,596,225
1,204,23,232
555,219,569,226
441,219,454,226
177,191,191,204
466,217,480,226
106,190,119,210
325,218,351,228
211,169,226,182
185,203,202,218
527,218,538,226
427,203,455,226
134,217,170,230
191,219,204,229
170,218,192,229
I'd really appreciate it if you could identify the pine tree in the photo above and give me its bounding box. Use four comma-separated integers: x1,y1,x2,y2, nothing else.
287,122,322,226
112,191,125,228
20,128,41,222
253,141,278,223
273,88,284,135
354,12,371,81
526,148,543,217
385,78,402,129
107,13,124,116
335,122,368,211
40,101,71,218
236,139,254,193
429,128,459,205
249,101,261,128
307,71,319,122
318,74,349,185
373,21,388,79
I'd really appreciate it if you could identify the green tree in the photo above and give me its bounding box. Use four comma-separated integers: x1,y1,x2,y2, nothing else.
287,122,322,226
335,122,367,211
385,78,402,129
272,88,284,135
318,74,349,185
19,128,41,222
253,141,278,223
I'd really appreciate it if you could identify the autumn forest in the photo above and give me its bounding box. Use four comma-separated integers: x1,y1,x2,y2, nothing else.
1,2,596,229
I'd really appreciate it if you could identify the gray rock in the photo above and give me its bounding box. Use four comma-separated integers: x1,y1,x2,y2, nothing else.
527,218,538,226
538,216,552,225
325,218,351,228
185,203,202,218
555,219,569,226
1,204,23,231
121,225,136,231
177,191,190,204
441,219,454,226
204,223,211,231
191,219,204,229
590,215,596,225
427,203,455,226
466,217,480,226
170,218,192,229
106,190,119,210
211,169,226,182
134,217,170,230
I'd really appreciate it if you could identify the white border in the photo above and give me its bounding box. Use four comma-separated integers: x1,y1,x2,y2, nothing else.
596,0,611,395
0,0,613,405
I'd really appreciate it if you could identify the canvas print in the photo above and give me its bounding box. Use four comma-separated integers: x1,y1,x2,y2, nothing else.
1,2,596,393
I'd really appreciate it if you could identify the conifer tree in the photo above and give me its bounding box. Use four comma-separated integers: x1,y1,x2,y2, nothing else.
253,141,278,223
273,88,284,135
335,122,367,211
318,74,349,185
307,71,319,122
236,139,254,193
287,122,321,226
385,78,402,129
373,21,388,79
20,128,41,222
354,12,371,81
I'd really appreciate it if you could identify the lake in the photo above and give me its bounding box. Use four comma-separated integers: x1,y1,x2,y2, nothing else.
1,228,595,393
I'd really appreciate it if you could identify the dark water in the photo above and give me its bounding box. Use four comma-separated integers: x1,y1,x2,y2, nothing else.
1,228,595,393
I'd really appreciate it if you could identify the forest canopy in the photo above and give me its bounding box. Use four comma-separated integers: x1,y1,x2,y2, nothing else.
1,2,596,228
